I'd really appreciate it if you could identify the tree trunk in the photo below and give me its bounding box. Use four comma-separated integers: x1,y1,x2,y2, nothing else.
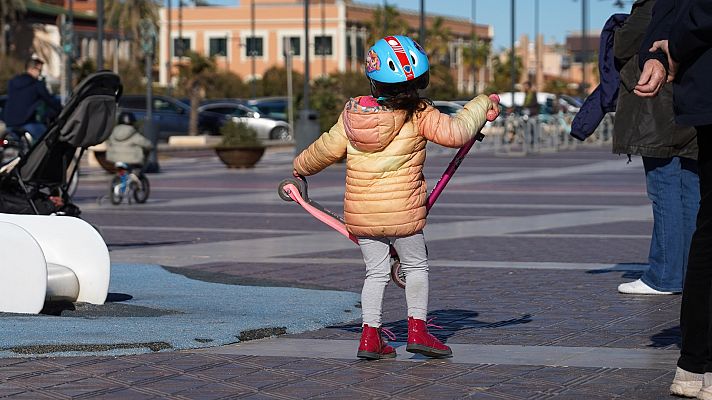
189,80,200,136
0,20,6,55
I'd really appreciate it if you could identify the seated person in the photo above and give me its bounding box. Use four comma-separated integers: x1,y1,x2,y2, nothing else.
105,112,153,170
4,57,62,142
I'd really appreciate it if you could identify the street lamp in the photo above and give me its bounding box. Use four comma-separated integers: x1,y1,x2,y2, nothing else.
581,0,589,95
510,0,516,100
139,19,160,173
419,0,425,45
97,0,103,70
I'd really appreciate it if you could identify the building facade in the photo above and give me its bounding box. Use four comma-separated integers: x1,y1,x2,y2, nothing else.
159,0,493,95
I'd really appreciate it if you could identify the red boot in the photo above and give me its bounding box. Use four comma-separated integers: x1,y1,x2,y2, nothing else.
406,317,453,358
357,324,397,360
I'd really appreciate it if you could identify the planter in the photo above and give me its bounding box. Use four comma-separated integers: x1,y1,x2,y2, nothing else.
215,146,266,168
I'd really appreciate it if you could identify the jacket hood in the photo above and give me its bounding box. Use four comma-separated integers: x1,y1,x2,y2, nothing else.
9,74,40,91
342,96,406,152
112,124,137,141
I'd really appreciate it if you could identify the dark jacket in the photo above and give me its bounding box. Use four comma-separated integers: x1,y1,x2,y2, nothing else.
3,73,61,127
571,13,628,140
640,0,712,126
614,0,697,158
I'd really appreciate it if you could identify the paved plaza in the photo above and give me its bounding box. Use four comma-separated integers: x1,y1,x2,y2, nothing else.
0,143,685,399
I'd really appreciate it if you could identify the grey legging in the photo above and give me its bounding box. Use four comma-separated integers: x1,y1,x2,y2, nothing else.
358,231,429,327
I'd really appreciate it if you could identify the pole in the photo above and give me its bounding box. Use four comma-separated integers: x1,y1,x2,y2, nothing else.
296,0,313,155
145,50,156,170
167,0,173,95
383,0,387,35
321,0,326,76
510,0,515,103
178,0,183,57
419,0,425,45
66,0,74,101
251,0,256,99
285,37,294,138
534,0,538,85
471,0,476,95
303,0,310,111
97,0,103,70
581,0,589,95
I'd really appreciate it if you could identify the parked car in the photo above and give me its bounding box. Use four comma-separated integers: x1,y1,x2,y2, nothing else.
118,95,227,139
245,97,289,122
432,100,464,116
198,102,292,141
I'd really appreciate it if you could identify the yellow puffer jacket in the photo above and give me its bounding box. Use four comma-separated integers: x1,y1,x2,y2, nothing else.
293,94,494,237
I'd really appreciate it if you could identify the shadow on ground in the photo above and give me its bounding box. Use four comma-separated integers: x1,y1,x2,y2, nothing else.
334,309,533,343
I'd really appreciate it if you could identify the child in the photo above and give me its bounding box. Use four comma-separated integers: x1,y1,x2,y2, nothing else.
293,35,499,359
106,112,153,169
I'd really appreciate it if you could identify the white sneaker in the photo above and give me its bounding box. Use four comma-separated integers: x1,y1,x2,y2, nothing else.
670,367,703,397
617,279,676,295
696,373,712,400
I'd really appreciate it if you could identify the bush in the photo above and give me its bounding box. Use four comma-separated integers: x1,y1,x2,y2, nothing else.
218,121,262,147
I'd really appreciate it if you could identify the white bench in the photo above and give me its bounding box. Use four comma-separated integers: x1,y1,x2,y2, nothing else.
0,214,110,314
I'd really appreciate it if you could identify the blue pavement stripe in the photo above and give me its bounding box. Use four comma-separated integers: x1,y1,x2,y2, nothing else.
0,264,360,358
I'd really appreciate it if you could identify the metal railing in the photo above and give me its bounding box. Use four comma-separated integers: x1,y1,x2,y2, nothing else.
474,112,614,156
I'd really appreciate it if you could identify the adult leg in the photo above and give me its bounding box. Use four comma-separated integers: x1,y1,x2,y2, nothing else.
640,156,686,292
20,122,46,142
680,157,700,276
358,236,392,328
678,126,712,374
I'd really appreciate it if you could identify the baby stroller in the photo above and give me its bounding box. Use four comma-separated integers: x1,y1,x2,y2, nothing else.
0,71,122,215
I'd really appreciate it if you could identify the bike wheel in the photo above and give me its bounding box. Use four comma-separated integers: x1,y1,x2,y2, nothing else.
109,176,123,205
132,174,150,203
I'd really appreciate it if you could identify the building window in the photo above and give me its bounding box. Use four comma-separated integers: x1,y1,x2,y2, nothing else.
246,37,263,57
356,36,365,60
209,37,227,57
173,37,191,57
285,36,300,56
315,35,332,56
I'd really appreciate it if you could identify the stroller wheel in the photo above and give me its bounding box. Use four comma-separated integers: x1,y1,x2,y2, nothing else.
278,178,305,202
109,176,123,205
390,256,406,289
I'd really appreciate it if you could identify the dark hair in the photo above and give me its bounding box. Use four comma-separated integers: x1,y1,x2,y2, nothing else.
25,58,44,70
118,112,137,125
370,73,432,121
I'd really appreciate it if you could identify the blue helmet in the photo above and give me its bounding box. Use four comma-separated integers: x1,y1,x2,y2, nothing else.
365,35,429,84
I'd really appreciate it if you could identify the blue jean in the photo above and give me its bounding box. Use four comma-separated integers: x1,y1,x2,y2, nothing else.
20,122,47,142
641,156,699,292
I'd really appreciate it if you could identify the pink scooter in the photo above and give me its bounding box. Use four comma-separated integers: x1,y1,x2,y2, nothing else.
278,96,499,288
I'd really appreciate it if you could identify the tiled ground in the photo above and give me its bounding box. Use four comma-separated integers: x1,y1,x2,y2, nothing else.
0,146,683,399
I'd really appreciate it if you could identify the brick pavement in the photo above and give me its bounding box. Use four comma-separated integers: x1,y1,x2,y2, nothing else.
0,146,682,399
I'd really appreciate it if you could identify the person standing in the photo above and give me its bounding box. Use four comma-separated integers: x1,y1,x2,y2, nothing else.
614,0,698,295
3,57,62,141
293,35,499,360
635,0,712,397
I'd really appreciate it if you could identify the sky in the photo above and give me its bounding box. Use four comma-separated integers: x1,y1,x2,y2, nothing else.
219,0,631,50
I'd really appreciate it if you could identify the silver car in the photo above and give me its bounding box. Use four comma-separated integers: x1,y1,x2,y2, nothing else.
198,102,293,141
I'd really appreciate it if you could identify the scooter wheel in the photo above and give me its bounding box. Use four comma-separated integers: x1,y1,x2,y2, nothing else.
278,178,303,202
390,256,406,289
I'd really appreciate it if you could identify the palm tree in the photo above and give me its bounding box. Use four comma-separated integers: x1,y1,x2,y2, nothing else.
366,4,408,45
0,0,25,55
425,17,452,66
105,0,159,63
462,35,490,94
491,50,523,92
177,51,215,135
